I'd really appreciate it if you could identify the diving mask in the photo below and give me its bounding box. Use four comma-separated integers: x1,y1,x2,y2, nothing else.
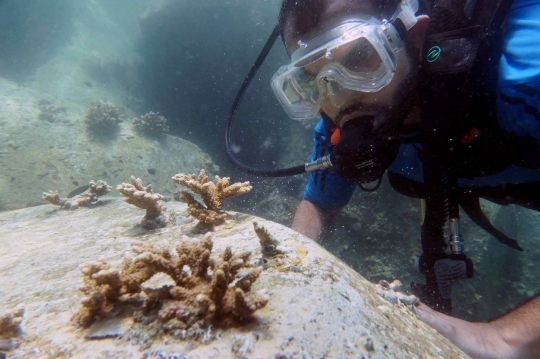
271,0,419,121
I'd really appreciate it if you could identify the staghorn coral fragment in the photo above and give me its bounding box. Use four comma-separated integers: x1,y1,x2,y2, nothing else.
117,176,168,229
253,221,290,259
172,170,252,225
181,191,227,224
73,234,268,333
0,306,24,339
42,180,112,210
42,190,64,207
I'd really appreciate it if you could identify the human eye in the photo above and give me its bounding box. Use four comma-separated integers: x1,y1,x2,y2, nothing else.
296,68,317,82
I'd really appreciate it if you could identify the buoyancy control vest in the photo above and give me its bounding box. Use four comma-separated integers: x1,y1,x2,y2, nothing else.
402,0,540,314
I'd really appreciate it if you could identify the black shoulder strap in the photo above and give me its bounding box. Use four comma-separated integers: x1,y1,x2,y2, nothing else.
414,0,515,314
420,0,515,242
459,195,523,251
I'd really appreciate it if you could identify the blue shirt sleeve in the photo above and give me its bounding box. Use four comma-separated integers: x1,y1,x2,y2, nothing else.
497,0,540,140
303,119,357,209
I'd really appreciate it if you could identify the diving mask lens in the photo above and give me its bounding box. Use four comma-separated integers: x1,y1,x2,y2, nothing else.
337,37,384,74
272,66,324,120
271,20,402,121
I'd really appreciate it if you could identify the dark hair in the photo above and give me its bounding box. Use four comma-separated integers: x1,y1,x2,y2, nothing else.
278,0,401,39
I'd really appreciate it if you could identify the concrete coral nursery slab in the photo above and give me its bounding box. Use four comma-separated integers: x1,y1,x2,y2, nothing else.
0,199,469,358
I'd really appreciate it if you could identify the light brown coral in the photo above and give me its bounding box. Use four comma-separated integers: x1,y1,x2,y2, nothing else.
42,180,112,210
172,170,252,224
0,307,24,339
73,234,268,330
117,176,168,229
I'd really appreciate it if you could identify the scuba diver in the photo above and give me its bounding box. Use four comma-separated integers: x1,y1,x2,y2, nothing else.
224,0,540,356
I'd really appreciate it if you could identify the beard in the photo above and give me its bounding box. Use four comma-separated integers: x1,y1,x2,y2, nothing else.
334,66,419,136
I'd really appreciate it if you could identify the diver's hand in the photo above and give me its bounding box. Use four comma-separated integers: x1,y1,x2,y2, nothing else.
417,303,516,359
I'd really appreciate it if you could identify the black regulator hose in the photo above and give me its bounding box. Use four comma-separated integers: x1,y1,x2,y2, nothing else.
421,163,450,257
224,24,306,177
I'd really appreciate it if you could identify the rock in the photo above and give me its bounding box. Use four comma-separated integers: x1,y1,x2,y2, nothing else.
0,199,469,358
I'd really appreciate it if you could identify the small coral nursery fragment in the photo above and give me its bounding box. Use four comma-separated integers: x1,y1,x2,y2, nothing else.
172,170,252,225
42,180,112,210
117,176,168,229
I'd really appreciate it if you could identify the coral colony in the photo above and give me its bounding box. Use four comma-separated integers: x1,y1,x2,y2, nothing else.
132,111,169,137
42,180,112,210
84,101,123,135
36,169,267,347
172,170,252,225
117,176,168,229
73,234,268,334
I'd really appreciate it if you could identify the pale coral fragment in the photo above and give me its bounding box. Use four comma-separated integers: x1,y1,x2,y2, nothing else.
42,180,112,210
117,176,168,229
375,279,419,306
172,170,252,224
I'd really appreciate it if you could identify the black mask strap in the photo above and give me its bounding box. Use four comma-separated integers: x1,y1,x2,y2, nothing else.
225,24,308,177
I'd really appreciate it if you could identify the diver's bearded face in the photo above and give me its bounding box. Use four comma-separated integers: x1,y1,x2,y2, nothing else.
325,47,417,133
314,44,416,133
283,11,420,134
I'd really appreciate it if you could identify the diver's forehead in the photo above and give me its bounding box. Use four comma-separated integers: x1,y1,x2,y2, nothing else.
283,0,376,54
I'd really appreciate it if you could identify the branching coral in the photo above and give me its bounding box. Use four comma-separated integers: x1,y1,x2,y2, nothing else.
253,221,288,259
133,111,169,137
117,176,168,229
84,101,122,135
0,307,24,339
172,170,252,225
42,180,112,210
73,234,268,333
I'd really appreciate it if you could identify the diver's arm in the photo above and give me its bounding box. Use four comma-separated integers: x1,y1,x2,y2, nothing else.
418,295,540,359
491,295,540,359
291,199,339,243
